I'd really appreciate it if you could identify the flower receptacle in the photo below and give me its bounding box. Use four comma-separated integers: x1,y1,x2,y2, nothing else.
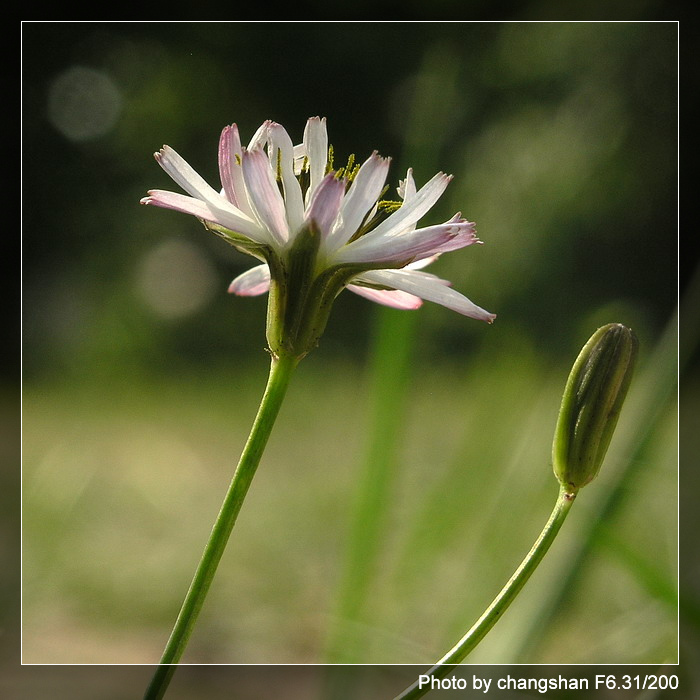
265,222,346,360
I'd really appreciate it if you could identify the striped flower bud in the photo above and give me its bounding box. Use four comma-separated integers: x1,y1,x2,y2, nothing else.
552,323,638,493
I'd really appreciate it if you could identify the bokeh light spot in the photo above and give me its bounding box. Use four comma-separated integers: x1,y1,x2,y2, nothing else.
136,239,218,319
48,66,123,141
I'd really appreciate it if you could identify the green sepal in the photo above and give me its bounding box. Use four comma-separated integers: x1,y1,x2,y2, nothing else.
266,223,323,359
201,220,270,261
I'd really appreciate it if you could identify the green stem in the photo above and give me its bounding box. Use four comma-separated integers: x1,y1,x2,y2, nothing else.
394,485,576,700
144,353,298,700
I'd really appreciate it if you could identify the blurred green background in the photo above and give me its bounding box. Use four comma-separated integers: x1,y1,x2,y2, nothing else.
21,20,682,678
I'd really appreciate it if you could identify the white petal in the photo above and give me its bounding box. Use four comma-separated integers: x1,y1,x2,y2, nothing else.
325,152,390,252
362,172,452,241
268,122,305,234
305,174,345,238
397,168,419,234
241,149,290,246
248,120,271,150
346,284,423,310
406,254,439,271
228,264,271,296
141,190,269,244
155,147,230,210
293,144,306,175
397,168,417,203
395,268,452,285
357,268,496,322
303,116,328,201
335,218,477,265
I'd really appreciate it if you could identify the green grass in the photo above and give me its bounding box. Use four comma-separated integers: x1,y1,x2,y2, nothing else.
22,327,677,666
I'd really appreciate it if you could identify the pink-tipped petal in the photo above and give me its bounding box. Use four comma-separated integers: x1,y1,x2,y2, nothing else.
335,219,477,265
242,149,290,246
305,173,345,238
141,190,267,244
347,284,423,310
326,152,391,251
218,125,239,206
155,146,244,215
218,124,253,218
358,268,496,322
228,264,271,296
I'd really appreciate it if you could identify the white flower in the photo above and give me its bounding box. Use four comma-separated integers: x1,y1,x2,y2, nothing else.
141,117,495,358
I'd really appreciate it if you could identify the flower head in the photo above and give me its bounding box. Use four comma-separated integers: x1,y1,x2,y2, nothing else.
141,117,495,358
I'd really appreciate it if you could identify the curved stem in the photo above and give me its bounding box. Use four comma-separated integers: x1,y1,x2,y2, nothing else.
144,353,299,700
395,485,576,700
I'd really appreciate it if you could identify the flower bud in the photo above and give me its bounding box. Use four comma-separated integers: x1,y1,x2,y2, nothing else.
552,323,638,493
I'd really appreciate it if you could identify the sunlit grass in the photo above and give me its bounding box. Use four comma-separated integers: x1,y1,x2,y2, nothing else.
22,326,677,665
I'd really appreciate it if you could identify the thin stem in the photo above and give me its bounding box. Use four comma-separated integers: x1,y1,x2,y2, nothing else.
394,485,576,700
144,353,298,700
